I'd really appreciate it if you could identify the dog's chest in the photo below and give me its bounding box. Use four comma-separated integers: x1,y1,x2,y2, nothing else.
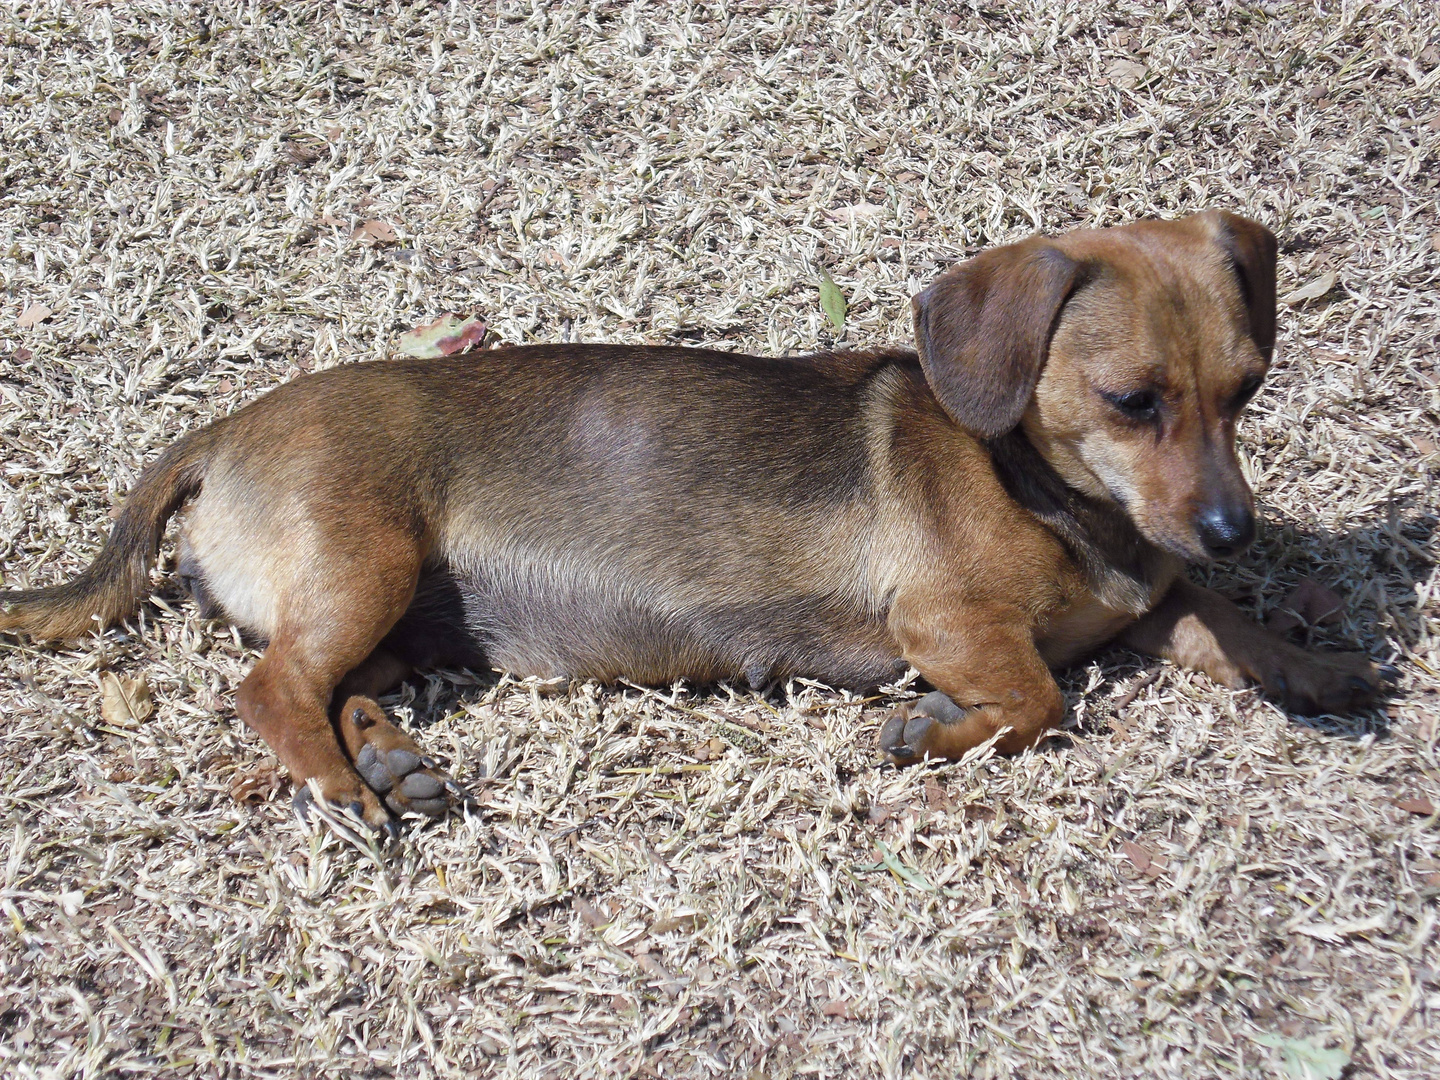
1035,590,1141,667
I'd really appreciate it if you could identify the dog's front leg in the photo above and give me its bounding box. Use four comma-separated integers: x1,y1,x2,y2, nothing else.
1120,578,1387,716
881,599,1065,764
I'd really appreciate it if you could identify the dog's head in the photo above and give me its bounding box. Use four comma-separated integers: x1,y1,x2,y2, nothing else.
912,211,1277,562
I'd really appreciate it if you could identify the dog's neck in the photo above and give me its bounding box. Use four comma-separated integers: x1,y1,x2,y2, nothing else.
986,430,1171,615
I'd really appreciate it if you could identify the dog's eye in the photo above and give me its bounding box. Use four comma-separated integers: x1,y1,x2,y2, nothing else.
1103,389,1159,421
1233,374,1264,409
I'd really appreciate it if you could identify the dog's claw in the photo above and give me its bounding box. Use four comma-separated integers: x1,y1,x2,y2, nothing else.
880,714,919,762
289,781,389,834
881,691,971,765
1378,664,1401,683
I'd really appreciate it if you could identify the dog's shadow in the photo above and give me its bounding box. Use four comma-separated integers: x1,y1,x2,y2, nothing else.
1063,499,1430,744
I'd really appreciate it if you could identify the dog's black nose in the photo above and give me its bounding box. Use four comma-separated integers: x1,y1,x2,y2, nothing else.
1196,504,1255,559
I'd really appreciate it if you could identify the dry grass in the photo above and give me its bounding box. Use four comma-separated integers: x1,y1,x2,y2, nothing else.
1,1,1438,1076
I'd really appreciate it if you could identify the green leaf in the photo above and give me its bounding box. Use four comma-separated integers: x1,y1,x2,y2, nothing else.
819,271,846,332
1252,1034,1350,1080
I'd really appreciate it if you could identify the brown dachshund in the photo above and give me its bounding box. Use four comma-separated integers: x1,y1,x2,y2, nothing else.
0,211,1385,829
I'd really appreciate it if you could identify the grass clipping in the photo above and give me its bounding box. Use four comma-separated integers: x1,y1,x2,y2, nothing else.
1,1,1438,1078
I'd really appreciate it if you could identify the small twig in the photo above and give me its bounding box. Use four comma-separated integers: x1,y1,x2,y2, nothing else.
1113,668,1164,713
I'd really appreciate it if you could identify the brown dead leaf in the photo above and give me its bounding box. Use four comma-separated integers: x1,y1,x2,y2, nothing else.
1267,578,1344,634
635,954,683,997
826,202,884,222
1121,839,1154,874
1431,231,1440,254
99,672,153,728
228,761,285,804
574,897,611,929
17,303,52,329
924,778,954,812
1281,269,1339,305
650,908,705,934
1395,796,1437,816
820,998,853,1019
357,219,397,244
1104,58,1147,90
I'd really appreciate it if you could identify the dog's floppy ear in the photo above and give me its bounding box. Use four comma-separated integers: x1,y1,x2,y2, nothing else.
1212,211,1278,362
911,238,1083,438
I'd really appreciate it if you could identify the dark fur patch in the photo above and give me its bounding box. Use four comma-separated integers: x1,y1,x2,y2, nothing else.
176,552,226,621
986,430,1167,615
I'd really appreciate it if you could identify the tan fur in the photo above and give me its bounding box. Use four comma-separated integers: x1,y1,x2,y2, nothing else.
0,212,1384,823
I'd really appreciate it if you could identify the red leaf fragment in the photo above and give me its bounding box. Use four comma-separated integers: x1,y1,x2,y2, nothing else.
397,314,487,359
1395,796,1436,816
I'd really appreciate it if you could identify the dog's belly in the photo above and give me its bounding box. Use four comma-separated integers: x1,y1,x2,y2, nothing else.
386,563,904,691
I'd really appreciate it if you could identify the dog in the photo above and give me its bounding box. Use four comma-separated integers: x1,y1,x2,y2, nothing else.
0,210,1385,830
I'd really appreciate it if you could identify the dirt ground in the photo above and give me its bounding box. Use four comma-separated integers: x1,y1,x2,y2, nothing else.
1,1,1438,1077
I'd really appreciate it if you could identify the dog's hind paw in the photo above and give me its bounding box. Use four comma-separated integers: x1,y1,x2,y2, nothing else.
340,699,471,821
354,740,467,819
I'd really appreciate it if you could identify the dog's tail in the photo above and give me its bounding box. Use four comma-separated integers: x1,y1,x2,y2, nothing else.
0,426,218,641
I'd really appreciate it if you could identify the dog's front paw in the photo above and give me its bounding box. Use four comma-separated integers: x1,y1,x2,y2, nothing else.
1257,648,1395,717
880,690,967,765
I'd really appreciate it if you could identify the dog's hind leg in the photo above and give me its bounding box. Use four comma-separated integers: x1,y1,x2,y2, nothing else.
231,537,425,830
